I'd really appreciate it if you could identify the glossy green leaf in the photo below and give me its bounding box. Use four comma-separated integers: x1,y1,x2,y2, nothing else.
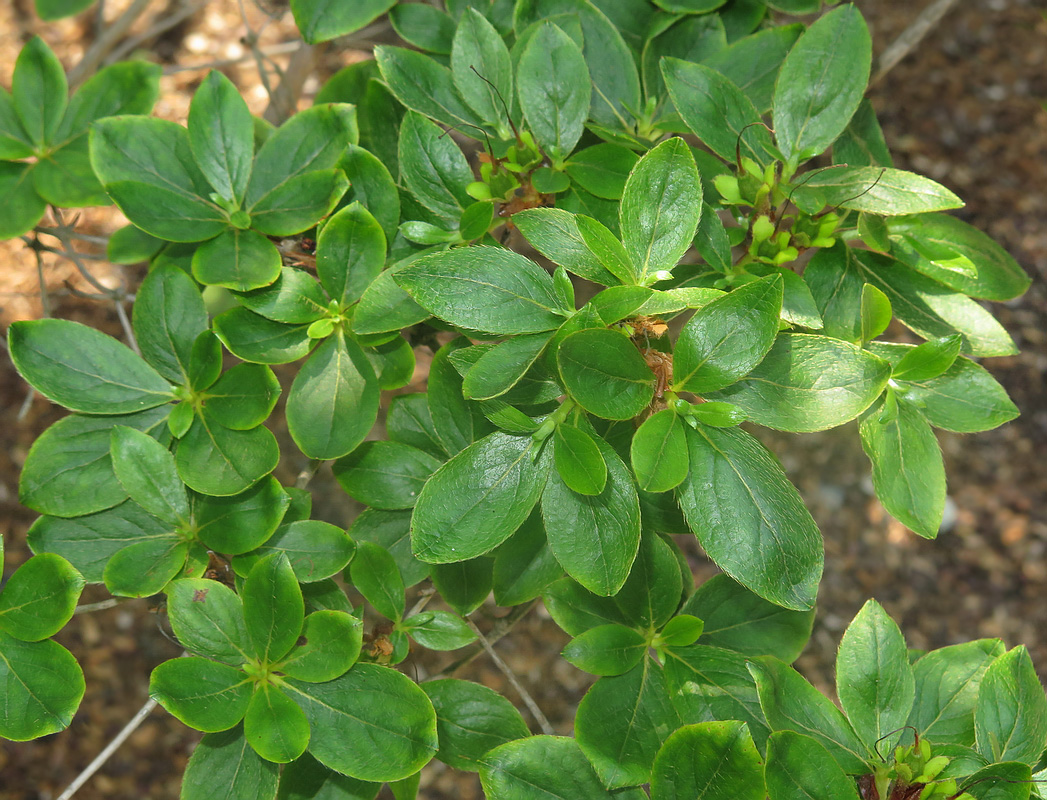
150,656,251,732
192,229,282,292
188,70,254,203
462,334,551,401
553,424,607,496
682,574,813,663
430,556,494,616
480,735,625,799
390,2,455,53
513,208,621,286
423,679,529,772
398,111,473,222
452,9,514,132
243,553,304,663
975,646,1047,765
612,531,683,630
245,685,310,763
562,624,646,677
543,433,640,596
892,334,963,382
0,161,46,239
909,639,1004,745
763,730,861,800
189,331,224,391
133,264,208,384
276,610,362,683
9,318,173,414
557,328,655,420
0,631,84,741
334,441,441,510
350,541,405,622
576,658,680,788
702,25,802,113
412,431,548,563
315,202,385,307
111,425,189,526
33,134,109,207
677,424,822,611
543,576,631,637
772,5,871,162
104,536,188,598
860,283,892,345
836,599,915,750
709,333,892,432
387,394,447,460
620,138,703,280
204,364,281,430
672,275,783,394
375,45,485,132
657,615,704,649
0,554,83,642
566,144,638,200
166,578,250,665
287,332,380,460
213,308,315,365
13,37,67,147
287,664,438,782
0,86,32,159
55,59,160,143
492,511,563,606
193,476,290,555
650,721,765,800
181,726,279,800
403,610,476,651
642,14,726,104
792,166,963,216
349,509,429,588
291,0,394,43
237,520,355,584
631,409,688,493
832,98,892,168
249,168,349,236
176,415,279,496
960,762,1032,800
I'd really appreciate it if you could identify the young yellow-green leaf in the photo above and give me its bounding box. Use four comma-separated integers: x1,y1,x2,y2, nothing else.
0,631,84,741
103,537,188,598
12,37,67,147
836,599,915,751
631,409,688,493
480,735,624,800
0,161,46,239
859,396,945,539
657,615,704,649
677,425,821,611
620,138,702,281
518,22,590,166
423,679,530,772
557,328,655,420
166,578,250,666
286,332,380,460
396,246,566,334
277,610,363,683
111,426,189,526
0,554,83,642
462,334,551,401
192,476,290,555
350,541,406,622
150,656,251,732
188,70,254,204
9,318,174,414
651,721,765,800
562,624,647,677
180,727,279,800
892,334,962,382
402,610,476,651
287,664,438,782
291,0,394,43
673,275,783,394
235,520,355,584
763,731,861,800
192,228,283,292
543,434,641,597
860,283,892,345
334,440,441,510
452,9,513,132
412,431,548,563
244,685,309,763
690,401,747,428
513,208,622,286
430,557,493,616
204,364,281,430
709,333,892,432
792,166,963,216
242,553,304,664
133,264,208,384
772,4,871,162
975,646,1047,766
553,424,607,496
175,415,279,497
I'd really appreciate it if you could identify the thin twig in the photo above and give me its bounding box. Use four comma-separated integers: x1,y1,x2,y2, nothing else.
429,600,539,680
872,0,962,86
68,0,154,87
295,459,324,489
114,296,141,356
73,599,123,615
162,41,301,75
465,616,554,735
405,586,436,619
262,40,325,125
32,234,53,319
106,0,211,65
56,697,159,800
35,227,109,246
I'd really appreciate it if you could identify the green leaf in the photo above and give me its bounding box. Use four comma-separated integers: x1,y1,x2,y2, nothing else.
513,208,621,286
672,275,783,394
612,531,683,630
375,45,486,132
56,60,161,143
832,98,892,168
748,656,869,773
349,509,428,588
403,610,476,650
0,554,83,642
286,332,379,460
193,476,290,555
189,70,254,203
576,658,680,788
387,394,446,460
657,615,704,649
150,656,251,732
0,87,32,159
492,511,563,606
557,328,655,420
12,37,67,147
702,25,802,113
316,202,386,307
339,144,400,244
181,727,279,800
642,15,727,105
462,334,551,401
565,144,638,200
763,730,861,800
480,735,626,799
631,409,688,493
236,520,355,584
8,318,173,414
349,541,405,622
18,406,169,518
277,753,380,799
176,415,279,496
0,161,46,239
290,0,394,43
166,578,250,665
204,364,282,430
708,333,892,432
588,285,651,324
772,4,871,162
682,574,814,663
398,111,473,221
892,334,963,382
242,553,304,663
111,425,189,526
859,396,946,539
975,646,1047,765
188,331,223,391
245,685,310,763
543,576,630,637
396,247,566,334
553,424,608,496
836,599,915,750
960,762,1033,800
860,283,892,345
133,264,208,384
662,58,775,165
562,624,647,677
277,610,362,683
620,137,703,281
390,2,455,53
428,338,493,456
103,537,188,598
452,9,514,131
0,631,84,741
90,117,228,241
909,640,1004,745
430,557,494,616
213,308,315,365
677,424,822,611
423,679,530,771
334,441,441,510
518,22,590,165
288,664,438,781
792,166,964,215
412,431,548,563
543,433,641,596
192,229,282,292
651,721,765,800
33,134,109,207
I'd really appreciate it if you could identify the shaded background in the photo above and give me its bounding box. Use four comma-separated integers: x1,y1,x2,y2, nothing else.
1,0,1044,796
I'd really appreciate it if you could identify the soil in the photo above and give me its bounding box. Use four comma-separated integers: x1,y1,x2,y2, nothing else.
0,0,1045,798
